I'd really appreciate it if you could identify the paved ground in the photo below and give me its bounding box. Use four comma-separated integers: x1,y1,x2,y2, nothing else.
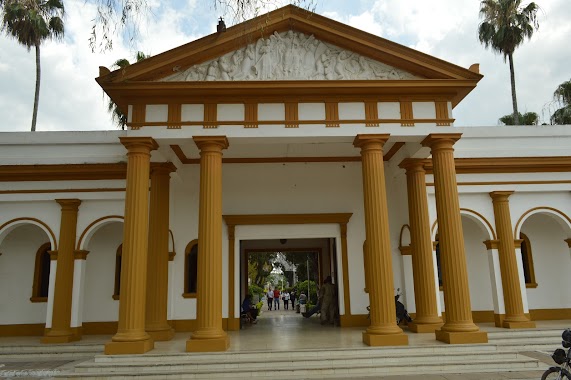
0,307,565,379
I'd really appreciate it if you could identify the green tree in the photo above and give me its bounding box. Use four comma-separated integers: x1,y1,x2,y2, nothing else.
1,0,64,131
478,0,539,125
551,79,571,125
107,51,149,129
499,111,538,125
247,251,276,287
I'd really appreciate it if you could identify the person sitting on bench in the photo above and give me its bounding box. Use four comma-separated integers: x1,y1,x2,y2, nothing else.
241,294,258,324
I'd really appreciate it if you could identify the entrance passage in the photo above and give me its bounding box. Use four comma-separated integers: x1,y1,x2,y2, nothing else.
239,237,340,331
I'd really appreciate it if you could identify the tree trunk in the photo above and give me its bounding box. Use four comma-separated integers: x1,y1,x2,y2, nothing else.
508,53,520,125
31,43,41,132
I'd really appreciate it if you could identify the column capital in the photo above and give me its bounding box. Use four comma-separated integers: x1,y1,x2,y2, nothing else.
353,134,390,149
151,162,177,176
514,239,524,249
48,250,58,260
489,191,514,201
420,133,462,151
565,238,571,248
56,199,82,210
193,136,229,152
74,250,89,260
119,137,159,154
398,158,429,173
483,240,499,250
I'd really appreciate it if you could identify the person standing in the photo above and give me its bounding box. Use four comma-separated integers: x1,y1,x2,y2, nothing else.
283,291,290,310
319,276,336,325
273,288,280,310
266,288,273,311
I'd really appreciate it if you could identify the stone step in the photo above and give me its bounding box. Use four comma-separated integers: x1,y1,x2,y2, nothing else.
75,350,522,373
0,343,104,359
488,329,563,339
93,343,499,364
54,357,545,379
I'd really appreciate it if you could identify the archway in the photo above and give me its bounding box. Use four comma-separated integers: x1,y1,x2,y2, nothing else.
0,220,54,334
516,208,571,317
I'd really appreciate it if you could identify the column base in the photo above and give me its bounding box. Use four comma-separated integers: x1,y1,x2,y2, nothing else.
104,338,154,355
186,336,229,352
41,332,80,344
408,322,444,333
147,327,175,341
503,320,536,329
362,331,408,346
435,329,488,344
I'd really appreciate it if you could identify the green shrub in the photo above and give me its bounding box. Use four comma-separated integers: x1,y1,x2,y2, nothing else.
248,284,264,298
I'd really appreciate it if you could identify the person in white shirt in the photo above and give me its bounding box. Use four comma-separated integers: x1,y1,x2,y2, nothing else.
283,291,290,310
266,289,274,311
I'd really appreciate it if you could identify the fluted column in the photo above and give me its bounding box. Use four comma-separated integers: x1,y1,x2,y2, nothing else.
105,137,158,355
399,159,443,333
42,199,82,343
354,134,408,347
490,191,535,329
421,134,487,344
187,136,229,352
146,163,177,341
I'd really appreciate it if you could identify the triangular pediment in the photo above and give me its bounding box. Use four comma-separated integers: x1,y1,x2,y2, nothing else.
97,5,482,110
161,31,420,82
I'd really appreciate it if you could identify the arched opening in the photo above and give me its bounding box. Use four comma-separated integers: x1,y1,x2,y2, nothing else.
0,222,53,329
113,244,122,300
31,242,52,302
518,211,571,315
183,240,198,298
519,232,537,288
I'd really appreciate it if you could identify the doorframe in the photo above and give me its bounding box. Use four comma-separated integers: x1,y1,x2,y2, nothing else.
223,213,352,330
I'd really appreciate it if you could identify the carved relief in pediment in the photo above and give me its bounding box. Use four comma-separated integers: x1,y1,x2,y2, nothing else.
162,31,420,82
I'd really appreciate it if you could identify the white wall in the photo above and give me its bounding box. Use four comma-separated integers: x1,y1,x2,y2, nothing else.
522,214,571,310
463,216,494,311
0,224,50,324
82,222,123,322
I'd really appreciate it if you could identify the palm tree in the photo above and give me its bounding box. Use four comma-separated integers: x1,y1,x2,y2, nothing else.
107,51,149,129
1,0,64,131
478,0,539,125
499,111,538,125
551,79,571,125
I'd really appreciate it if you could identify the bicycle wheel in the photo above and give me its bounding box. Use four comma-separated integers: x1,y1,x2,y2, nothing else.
542,367,571,380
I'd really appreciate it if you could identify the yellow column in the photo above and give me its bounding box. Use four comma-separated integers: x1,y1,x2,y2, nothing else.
399,159,443,333
145,163,177,341
354,134,408,347
105,137,158,355
490,191,535,329
421,133,488,344
187,136,229,352
42,199,81,343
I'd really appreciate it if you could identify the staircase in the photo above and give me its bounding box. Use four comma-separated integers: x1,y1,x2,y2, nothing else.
1,328,563,379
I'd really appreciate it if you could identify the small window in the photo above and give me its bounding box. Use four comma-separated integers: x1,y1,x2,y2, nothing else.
31,242,51,302
520,233,537,288
113,244,122,300
183,240,198,298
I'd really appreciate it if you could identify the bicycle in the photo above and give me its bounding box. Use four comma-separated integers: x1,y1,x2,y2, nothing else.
541,329,571,379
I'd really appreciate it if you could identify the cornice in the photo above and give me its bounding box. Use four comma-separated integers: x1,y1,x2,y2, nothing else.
0,162,177,182
423,156,571,174
223,213,353,226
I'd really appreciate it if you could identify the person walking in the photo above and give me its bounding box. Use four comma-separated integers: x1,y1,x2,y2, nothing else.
290,290,296,311
273,288,280,310
283,291,290,310
319,276,336,325
266,288,273,311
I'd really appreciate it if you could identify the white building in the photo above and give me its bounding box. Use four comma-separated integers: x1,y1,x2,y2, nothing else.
1,5,570,354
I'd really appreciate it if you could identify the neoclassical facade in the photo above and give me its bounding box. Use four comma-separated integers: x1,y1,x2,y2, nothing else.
1,6,571,355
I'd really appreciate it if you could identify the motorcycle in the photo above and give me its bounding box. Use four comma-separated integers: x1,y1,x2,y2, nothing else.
366,288,413,325
395,288,413,325
541,329,571,379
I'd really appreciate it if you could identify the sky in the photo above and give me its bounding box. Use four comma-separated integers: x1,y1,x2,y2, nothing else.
0,0,569,132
